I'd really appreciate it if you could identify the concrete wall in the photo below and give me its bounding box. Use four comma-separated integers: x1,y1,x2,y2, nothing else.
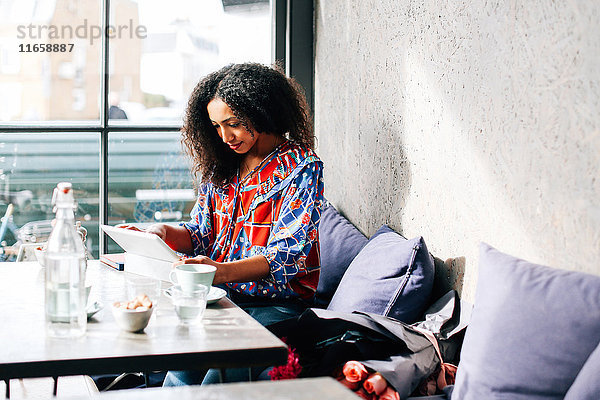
314,1,600,302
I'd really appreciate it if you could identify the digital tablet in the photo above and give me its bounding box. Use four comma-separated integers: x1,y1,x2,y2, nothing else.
101,224,180,262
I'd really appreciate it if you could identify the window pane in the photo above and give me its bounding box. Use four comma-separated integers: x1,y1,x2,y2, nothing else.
108,0,271,125
0,133,100,260
107,131,195,252
0,1,102,123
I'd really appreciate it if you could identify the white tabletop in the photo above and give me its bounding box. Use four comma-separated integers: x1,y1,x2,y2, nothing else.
0,261,287,380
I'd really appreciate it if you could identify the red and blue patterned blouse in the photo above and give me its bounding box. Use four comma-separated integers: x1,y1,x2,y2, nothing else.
182,140,324,300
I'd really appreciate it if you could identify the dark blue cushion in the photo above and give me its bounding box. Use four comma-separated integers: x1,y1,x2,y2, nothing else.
453,243,600,399
314,204,368,307
327,225,435,323
564,341,600,399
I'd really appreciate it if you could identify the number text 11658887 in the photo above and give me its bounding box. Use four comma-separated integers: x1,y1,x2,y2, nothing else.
19,43,74,53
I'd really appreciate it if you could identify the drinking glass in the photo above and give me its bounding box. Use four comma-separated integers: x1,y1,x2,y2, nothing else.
126,274,162,307
170,284,208,325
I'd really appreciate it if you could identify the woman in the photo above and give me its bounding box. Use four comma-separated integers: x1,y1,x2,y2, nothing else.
143,63,324,385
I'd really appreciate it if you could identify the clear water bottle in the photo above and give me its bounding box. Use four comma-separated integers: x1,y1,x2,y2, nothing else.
45,182,87,337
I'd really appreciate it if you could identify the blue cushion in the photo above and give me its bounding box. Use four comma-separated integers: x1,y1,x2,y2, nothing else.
314,204,368,307
327,225,435,323
564,341,600,400
370,224,397,239
453,243,600,399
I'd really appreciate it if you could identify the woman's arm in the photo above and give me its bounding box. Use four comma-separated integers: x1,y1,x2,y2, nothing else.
257,161,324,287
146,224,193,254
174,255,270,285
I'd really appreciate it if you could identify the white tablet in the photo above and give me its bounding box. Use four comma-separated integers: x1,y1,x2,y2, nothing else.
101,224,180,262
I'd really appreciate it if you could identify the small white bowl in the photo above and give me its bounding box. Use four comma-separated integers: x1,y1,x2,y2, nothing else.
111,303,154,332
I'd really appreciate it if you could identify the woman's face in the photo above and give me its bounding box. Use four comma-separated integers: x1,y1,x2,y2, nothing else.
207,98,258,154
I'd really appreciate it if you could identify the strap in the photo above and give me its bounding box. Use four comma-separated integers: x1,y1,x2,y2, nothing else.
412,326,457,390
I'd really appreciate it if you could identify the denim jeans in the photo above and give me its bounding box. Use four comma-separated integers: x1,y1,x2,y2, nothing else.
163,293,307,387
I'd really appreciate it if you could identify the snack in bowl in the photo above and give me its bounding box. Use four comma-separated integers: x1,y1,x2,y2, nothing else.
115,294,153,310
111,294,154,332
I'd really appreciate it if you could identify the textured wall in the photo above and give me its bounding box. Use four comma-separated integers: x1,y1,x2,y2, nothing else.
314,1,600,301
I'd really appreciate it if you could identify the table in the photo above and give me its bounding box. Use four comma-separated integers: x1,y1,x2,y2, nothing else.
0,261,287,396
65,377,358,400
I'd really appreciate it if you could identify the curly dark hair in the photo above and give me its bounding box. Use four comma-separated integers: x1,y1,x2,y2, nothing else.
181,63,314,186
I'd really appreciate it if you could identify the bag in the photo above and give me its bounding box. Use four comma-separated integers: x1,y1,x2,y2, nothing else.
267,290,468,399
92,372,167,391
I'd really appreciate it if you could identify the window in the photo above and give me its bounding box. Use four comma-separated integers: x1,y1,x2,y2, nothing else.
0,0,272,259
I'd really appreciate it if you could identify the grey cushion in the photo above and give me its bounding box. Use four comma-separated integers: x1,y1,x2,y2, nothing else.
564,341,600,400
314,204,368,307
452,243,600,399
327,225,435,323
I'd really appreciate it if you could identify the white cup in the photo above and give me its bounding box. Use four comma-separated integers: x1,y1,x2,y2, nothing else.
169,264,216,294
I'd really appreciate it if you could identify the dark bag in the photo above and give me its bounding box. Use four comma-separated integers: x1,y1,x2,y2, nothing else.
92,372,166,391
268,309,411,377
267,290,468,398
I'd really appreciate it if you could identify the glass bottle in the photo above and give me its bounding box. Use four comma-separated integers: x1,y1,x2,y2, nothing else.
45,182,87,337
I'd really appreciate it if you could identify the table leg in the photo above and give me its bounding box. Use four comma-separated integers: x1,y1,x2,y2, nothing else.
4,379,9,399
52,377,58,396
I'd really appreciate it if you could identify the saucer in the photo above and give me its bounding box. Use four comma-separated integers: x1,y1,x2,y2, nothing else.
87,301,104,319
206,287,227,304
164,286,226,304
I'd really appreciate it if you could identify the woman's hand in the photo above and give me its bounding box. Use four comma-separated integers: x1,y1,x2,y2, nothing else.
173,256,225,284
116,223,142,232
171,255,270,285
173,255,218,268
143,224,168,241
117,223,168,241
